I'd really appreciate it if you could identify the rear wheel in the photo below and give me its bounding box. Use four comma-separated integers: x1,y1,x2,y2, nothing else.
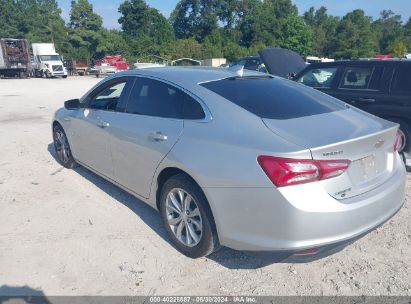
53,124,77,169
159,174,219,258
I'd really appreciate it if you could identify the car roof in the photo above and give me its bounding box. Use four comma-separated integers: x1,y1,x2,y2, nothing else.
304,59,411,68
236,56,260,61
111,67,263,88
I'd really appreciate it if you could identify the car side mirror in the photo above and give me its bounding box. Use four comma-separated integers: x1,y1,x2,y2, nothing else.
64,99,80,109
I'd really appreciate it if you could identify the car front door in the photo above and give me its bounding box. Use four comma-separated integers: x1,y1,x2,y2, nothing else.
109,76,187,199
68,77,133,179
296,65,340,96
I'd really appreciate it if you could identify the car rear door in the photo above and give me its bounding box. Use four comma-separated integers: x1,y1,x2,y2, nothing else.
109,76,185,199
330,65,388,114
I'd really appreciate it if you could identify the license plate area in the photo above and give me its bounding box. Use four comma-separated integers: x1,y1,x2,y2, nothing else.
349,153,386,186
359,154,377,180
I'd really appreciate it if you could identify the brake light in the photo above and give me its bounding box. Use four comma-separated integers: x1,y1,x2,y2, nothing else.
257,156,351,187
394,131,403,152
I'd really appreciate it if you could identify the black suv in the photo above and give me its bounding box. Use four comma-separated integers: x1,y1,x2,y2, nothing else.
295,60,411,170
231,56,263,71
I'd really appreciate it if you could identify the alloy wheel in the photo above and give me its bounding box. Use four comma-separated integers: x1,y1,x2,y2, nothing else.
165,188,203,247
54,129,70,164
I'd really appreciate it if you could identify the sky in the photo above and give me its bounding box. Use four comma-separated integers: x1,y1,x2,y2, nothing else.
57,0,411,29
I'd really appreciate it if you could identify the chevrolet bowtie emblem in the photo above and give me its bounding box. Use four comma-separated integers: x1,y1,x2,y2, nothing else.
374,139,385,148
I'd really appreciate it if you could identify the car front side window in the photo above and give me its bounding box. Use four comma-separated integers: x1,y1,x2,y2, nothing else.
297,67,338,88
88,79,128,111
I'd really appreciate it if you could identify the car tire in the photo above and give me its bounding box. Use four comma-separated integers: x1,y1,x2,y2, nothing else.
53,124,77,169
159,174,219,258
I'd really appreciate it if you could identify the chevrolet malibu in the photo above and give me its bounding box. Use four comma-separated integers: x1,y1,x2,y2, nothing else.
52,68,406,258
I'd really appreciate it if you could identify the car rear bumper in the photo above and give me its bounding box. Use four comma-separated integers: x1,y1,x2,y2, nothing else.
204,155,407,252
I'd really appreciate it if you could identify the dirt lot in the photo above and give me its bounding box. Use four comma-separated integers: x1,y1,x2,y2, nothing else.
0,77,410,296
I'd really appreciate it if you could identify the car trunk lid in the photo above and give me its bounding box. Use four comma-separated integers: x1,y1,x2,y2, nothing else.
263,108,398,199
258,48,307,78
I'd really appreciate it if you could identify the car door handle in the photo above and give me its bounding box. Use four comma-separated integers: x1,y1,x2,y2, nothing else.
150,131,168,141
96,120,110,128
358,97,376,103
63,117,71,122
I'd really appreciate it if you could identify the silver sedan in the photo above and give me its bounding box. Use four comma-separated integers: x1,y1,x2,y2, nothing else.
52,68,407,258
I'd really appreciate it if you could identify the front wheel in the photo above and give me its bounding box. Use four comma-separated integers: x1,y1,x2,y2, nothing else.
160,174,219,258
53,124,77,169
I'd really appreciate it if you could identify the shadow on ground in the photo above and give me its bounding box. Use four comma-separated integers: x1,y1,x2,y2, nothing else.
0,285,50,303
47,143,346,269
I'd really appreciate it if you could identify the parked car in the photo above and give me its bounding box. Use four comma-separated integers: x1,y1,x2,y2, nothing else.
91,55,129,78
231,48,307,78
52,68,406,258
231,56,263,71
295,60,411,171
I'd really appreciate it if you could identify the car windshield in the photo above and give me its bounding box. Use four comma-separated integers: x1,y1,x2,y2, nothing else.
40,55,61,61
201,77,346,120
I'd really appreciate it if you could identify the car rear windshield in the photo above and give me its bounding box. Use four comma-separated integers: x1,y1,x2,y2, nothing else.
201,77,346,120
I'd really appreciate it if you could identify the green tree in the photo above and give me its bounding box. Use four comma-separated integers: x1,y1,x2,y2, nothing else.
239,0,299,48
18,0,68,51
374,10,405,54
162,38,206,60
119,0,174,46
170,0,218,41
330,10,378,59
405,17,411,51
214,0,243,29
392,41,407,57
279,15,313,56
304,6,340,57
97,29,130,59
0,0,24,38
68,0,103,60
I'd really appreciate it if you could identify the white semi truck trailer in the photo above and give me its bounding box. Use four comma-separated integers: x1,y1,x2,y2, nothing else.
32,43,67,78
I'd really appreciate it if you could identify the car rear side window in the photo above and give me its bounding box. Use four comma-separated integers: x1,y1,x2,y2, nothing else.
201,77,346,120
126,77,205,119
339,67,373,90
391,66,411,94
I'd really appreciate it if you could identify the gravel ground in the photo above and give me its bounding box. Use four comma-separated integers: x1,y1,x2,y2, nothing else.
0,77,410,296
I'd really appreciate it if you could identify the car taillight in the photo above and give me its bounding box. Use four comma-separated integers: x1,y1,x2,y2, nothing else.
257,156,351,187
394,131,403,152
